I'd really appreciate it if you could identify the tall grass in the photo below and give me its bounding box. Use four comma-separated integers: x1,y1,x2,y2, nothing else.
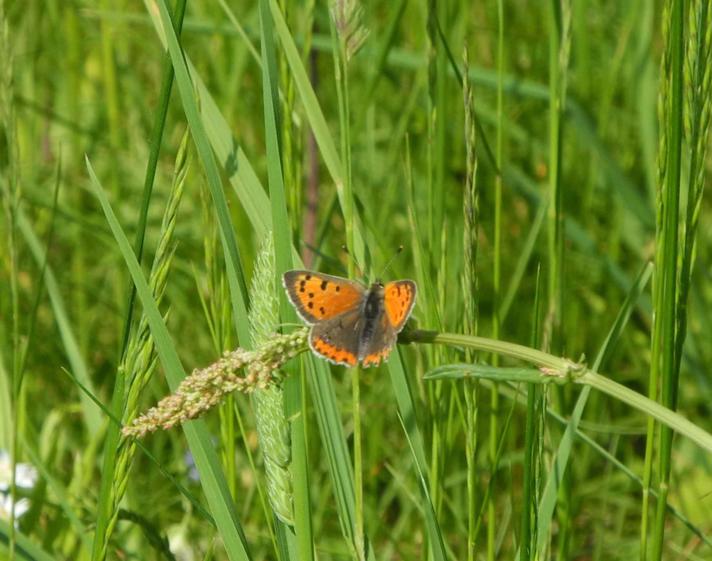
1,1,712,560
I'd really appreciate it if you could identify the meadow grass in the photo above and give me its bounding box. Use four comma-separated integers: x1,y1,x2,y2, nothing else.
1,1,712,560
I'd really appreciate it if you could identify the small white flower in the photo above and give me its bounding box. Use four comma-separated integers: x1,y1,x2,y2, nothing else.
167,524,196,561
0,495,31,526
0,449,39,492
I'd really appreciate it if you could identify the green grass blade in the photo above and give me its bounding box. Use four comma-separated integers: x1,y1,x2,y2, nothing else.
16,210,101,434
151,0,250,347
259,1,312,558
86,158,252,561
92,2,186,553
388,352,447,561
268,0,366,266
531,261,649,558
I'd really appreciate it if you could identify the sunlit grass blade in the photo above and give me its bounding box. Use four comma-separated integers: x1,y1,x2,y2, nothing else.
86,157,252,561
150,0,250,346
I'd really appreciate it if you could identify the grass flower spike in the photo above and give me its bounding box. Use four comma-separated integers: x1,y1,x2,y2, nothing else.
122,328,307,438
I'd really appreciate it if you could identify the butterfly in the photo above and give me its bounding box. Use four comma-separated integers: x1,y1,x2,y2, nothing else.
283,271,417,368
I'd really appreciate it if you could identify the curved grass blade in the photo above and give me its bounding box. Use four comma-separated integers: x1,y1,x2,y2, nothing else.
86,157,252,561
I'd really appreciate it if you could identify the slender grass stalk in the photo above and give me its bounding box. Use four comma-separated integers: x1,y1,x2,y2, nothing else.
1,2,20,552
641,0,681,558
650,0,708,558
330,3,368,558
276,0,300,245
520,267,544,560
462,48,479,561
488,2,505,557
546,1,573,557
640,2,675,552
263,2,320,556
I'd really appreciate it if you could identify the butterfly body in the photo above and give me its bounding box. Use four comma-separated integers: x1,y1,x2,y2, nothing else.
283,271,416,367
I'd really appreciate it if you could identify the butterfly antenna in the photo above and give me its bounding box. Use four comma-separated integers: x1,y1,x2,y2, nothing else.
341,244,364,279
377,245,404,280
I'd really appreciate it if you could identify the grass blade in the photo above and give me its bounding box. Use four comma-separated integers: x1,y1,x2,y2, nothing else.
86,157,252,561
16,211,101,434
150,0,250,346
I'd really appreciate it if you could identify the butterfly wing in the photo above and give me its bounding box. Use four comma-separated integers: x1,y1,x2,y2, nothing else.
360,313,398,368
360,280,417,368
309,308,363,367
282,270,365,324
383,280,417,332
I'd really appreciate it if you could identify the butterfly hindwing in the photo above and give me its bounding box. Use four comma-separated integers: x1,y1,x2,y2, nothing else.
383,280,417,331
308,308,363,367
283,270,365,324
360,313,397,368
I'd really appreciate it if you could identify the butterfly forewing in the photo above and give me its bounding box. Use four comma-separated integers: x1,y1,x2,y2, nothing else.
282,270,365,324
383,280,417,332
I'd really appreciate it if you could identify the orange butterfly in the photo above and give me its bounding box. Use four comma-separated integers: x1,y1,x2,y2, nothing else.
283,271,417,367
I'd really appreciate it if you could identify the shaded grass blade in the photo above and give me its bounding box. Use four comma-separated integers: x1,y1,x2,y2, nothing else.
388,351,447,561
0,520,56,561
16,210,101,434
